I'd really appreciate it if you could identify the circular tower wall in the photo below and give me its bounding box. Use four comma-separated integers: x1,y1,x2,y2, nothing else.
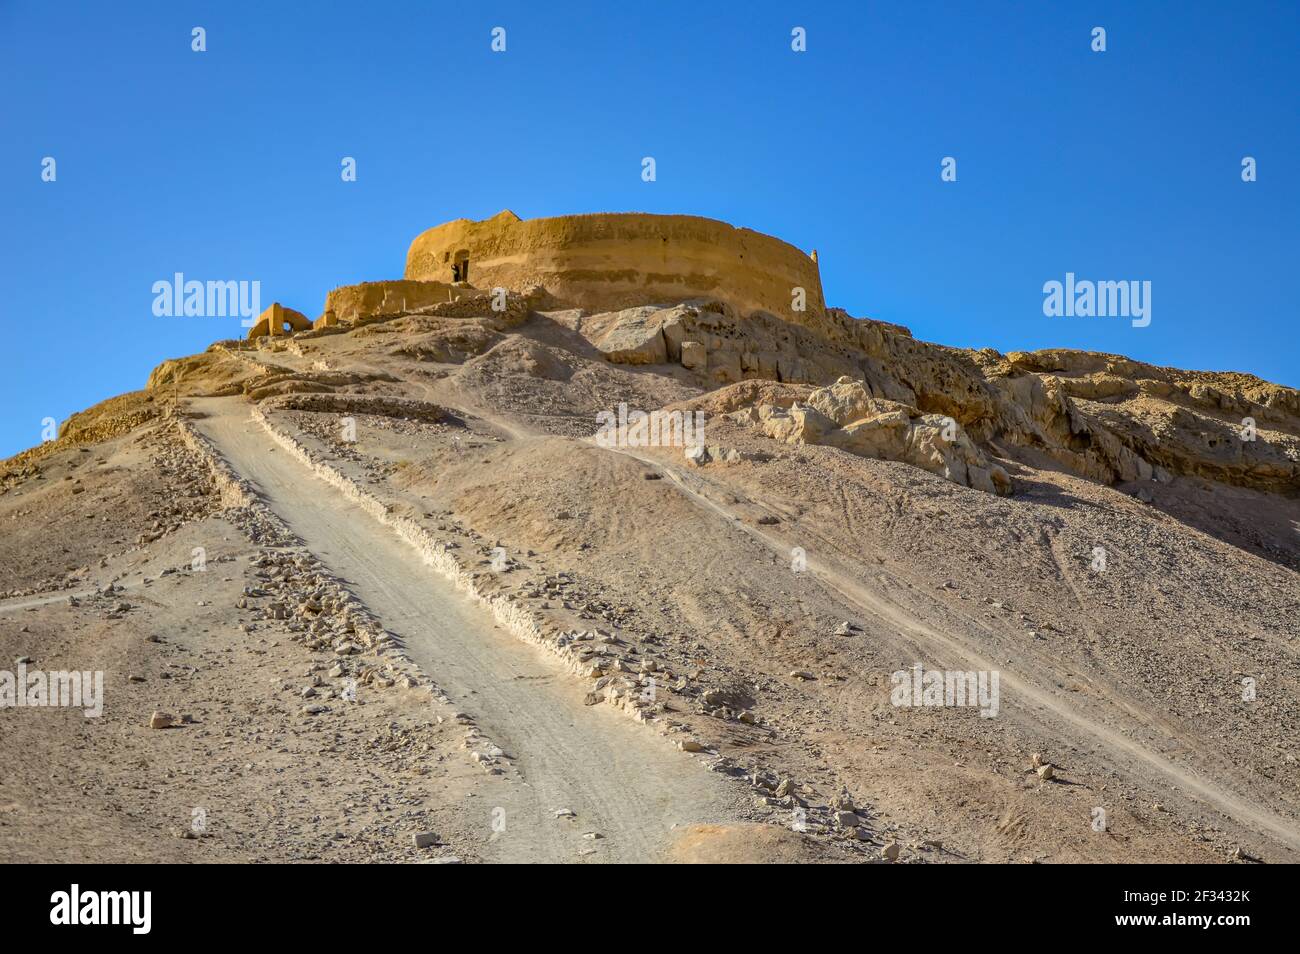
404,210,826,322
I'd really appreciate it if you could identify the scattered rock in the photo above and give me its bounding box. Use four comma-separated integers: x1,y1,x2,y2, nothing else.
412,831,440,849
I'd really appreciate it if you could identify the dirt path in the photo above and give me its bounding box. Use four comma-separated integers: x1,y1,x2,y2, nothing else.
0,580,150,615
599,441,1300,855
392,376,1300,855
190,397,740,863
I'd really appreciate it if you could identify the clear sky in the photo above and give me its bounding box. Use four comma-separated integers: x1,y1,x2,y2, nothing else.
2,1,1296,457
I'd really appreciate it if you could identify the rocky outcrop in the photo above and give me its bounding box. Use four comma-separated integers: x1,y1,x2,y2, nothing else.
139,212,1299,503
742,377,1012,495
207,207,1295,500
586,300,861,385
585,306,671,364
1,390,164,479
953,351,1296,494
581,297,1298,497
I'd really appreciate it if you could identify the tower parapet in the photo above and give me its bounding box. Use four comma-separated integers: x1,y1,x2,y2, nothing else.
404,210,826,326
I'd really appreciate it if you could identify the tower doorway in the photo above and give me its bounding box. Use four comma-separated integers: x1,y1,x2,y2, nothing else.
452,250,470,283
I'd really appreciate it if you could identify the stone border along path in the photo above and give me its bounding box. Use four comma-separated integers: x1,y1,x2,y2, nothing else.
187,397,799,863
249,402,689,728
174,412,512,774
247,392,905,859
176,409,575,860
252,405,732,734
244,400,891,858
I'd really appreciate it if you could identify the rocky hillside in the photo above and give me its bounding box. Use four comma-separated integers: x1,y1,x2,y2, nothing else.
577,299,1300,495
4,280,1297,865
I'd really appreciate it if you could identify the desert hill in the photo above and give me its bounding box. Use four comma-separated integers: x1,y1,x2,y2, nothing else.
2,212,1296,864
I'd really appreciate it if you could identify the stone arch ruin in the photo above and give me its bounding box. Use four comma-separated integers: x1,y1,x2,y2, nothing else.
246,302,312,340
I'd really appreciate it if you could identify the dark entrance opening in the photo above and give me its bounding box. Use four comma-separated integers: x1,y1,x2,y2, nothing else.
452,250,470,283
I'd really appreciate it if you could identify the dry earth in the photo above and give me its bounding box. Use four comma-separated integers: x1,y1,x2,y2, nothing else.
2,289,1297,864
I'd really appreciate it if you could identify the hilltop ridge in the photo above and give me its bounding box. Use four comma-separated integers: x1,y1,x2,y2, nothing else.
3,212,1297,865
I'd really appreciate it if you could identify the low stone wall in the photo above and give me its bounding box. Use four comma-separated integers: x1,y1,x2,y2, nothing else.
249,404,707,737
260,393,449,424
322,280,462,325
172,413,462,710
176,406,879,849
251,407,590,673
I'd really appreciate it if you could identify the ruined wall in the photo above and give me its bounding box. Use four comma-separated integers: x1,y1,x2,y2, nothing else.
321,280,462,325
246,303,311,339
404,210,827,327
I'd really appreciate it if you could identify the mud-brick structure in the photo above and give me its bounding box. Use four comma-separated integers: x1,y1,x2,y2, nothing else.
245,302,312,339
403,210,826,322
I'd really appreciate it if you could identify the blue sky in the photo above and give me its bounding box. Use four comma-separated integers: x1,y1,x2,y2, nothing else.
2,1,1296,457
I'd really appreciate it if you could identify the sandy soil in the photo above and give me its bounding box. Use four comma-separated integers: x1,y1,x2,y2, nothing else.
3,301,1297,865
189,397,751,862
